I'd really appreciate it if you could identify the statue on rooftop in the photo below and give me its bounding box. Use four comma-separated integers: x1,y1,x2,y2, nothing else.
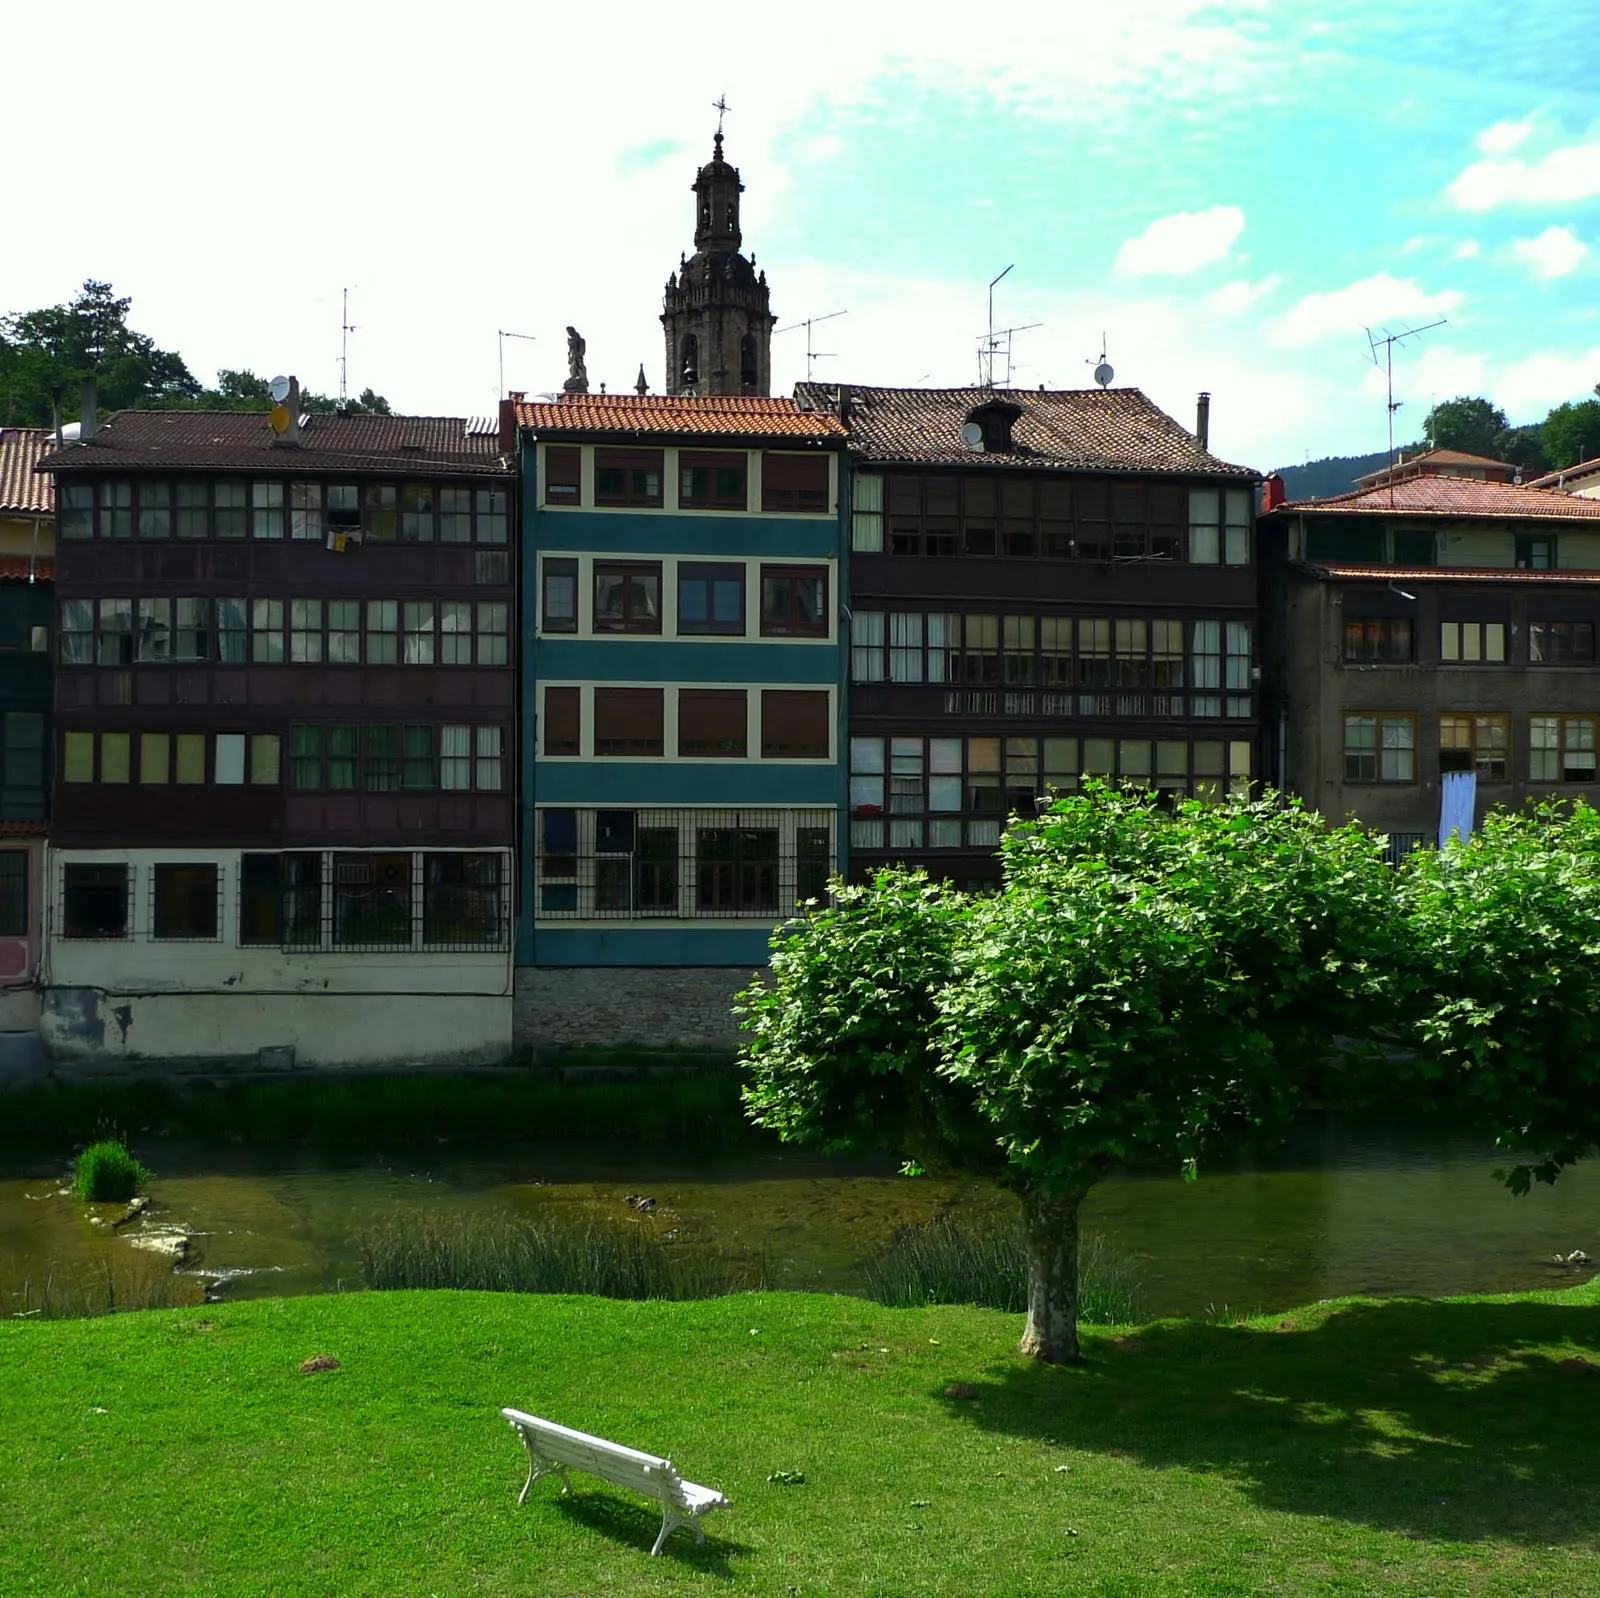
563,326,589,394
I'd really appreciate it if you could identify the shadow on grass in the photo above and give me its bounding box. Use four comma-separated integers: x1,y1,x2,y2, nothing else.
549,1488,750,1574
946,1298,1600,1546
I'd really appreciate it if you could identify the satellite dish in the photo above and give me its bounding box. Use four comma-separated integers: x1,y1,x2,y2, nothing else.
1094,362,1114,389
268,404,291,436
268,375,292,403
960,421,985,451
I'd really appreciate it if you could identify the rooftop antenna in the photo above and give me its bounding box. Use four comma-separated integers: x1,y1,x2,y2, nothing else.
1364,318,1448,491
339,287,356,406
776,309,848,379
498,330,537,397
1088,332,1114,389
977,266,1041,387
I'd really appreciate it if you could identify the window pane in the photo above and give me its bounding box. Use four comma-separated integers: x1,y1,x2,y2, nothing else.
176,733,206,784
215,733,245,785
140,732,170,784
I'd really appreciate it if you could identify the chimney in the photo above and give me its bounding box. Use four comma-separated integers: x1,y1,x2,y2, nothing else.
271,377,303,449
498,395,519,455
1262,473,1287,512
837,384,853,426
79,376,98,444
50,389,62,450
1195,391,1211,452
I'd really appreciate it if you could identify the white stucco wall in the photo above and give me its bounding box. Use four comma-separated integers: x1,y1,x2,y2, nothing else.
38,988,510,1067
41,846,513,1066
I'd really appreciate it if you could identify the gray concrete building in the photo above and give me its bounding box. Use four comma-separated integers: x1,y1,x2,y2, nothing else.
1260,473,1600,853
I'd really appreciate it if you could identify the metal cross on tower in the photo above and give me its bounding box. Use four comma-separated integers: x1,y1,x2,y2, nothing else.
712,95,731,138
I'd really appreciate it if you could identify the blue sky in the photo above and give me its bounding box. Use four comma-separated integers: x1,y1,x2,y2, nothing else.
8,1,1600,472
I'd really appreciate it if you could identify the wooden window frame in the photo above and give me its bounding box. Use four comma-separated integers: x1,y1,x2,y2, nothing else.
759,689,830,760
594,449,664,509
1529,620,1595,664
541,558,579,633
1344,618,1414,663
544,447,582,506
593,687,665,757
679,450,748,512
678,689,748,758
759,565,828,638
543,686,581,756
1439,712,1509,781
593,561,662,634
1343,712,1416,784
678,562,746,636
761,452,829,514
1530,714,1598,783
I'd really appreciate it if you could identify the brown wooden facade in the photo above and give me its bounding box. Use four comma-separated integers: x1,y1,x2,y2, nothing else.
41,414,516,852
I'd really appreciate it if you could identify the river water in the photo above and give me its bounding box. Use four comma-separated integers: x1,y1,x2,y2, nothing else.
3,1121,1596,1319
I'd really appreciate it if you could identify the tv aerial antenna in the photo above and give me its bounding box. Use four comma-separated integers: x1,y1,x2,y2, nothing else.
777,309,847,379
977,265,1041,388
339,287,357,406
1363,318,1447,480
498,330,538,397
1087,332,1114,389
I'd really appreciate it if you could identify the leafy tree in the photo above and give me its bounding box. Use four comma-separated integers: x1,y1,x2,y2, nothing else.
0,279,199,425
1497,423,1549,477
186,370,393,415
1423,396,1509,458
741,787,1397,1363
1540,398,1600,471
1398,803,1600,1194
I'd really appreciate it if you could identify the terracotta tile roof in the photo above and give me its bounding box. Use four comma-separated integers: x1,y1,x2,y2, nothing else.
1277,476,1600,520
0,820,46,837
1355,448,1516,485
0,429,53,514
0,556,52,582
513,393,845,441
36,411,512,477
1527,455,1600,491
1305,563,1600,585
794,383,1256,477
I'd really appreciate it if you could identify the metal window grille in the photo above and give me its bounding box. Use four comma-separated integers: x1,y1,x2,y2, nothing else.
59,862,132,941
1384,833,1429,868
535,809,835,921
237,849,511,953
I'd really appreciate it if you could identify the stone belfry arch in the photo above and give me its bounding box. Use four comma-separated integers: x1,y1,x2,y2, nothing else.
661,131,776,396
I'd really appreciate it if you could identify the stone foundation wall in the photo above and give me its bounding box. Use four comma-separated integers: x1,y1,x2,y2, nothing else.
514,966,753,1054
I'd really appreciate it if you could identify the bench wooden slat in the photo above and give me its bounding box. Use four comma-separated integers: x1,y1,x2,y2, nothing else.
501,1407,728,1557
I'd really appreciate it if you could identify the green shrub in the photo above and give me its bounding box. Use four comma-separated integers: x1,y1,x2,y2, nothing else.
359,1209,762,1301
861,1213,1141,1325
70,1140,152,1203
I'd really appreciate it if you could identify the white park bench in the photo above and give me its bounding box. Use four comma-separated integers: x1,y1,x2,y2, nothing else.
501,1407,729,1557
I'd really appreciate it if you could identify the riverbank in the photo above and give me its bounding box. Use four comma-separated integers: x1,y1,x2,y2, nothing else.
0,1058,754,1150
3,1285,1597,1596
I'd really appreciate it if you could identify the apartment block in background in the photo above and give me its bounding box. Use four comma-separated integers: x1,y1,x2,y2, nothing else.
37,407,516,1066
1259,474,1600,855
800,383,1261,883
512,392,847,1047
0,427,53,1034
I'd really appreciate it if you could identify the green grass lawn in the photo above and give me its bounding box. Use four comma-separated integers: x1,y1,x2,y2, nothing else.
2,1284,1598,1597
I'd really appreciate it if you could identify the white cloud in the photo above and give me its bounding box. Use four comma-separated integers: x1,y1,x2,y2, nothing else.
1116,206,1245,277
1509,225,1589,279
1477,117,1534,158
1494,348,1600,418
1448,134,1600,212
1208,275,1283,314
1270,274,1464,349
1450,239,1481,261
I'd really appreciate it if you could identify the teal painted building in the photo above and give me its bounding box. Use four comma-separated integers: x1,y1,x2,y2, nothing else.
512,393,850,967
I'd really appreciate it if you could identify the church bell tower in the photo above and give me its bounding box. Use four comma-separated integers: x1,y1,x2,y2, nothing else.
661,131,776,396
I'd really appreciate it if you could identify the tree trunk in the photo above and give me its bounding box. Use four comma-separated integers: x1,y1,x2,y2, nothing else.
1018,1187,1089,1364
